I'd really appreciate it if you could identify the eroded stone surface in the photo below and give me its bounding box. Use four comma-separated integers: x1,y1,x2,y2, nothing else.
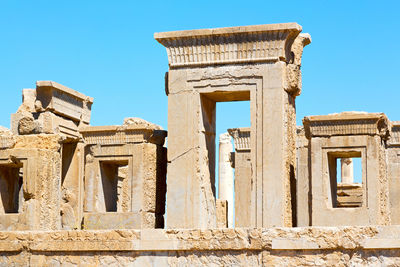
0,226,399,266
1,22,400,266
81,123,167,230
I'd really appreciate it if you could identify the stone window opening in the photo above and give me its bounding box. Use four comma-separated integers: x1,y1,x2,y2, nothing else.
328,152,363,208
99,160,129,212
0,163,23,214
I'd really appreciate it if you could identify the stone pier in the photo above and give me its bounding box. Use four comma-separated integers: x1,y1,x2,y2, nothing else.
218,133,234,228
341,158,354,184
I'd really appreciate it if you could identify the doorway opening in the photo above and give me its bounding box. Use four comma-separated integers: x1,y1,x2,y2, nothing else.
216,100,250,228
0,165,23,214
99,161,129,212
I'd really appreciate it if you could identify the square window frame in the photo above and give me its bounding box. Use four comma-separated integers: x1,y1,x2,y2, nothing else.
309,135,383,226
326,150,365,209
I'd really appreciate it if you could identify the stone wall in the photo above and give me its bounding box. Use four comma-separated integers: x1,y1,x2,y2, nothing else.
3,22,400,266
2,226,400,266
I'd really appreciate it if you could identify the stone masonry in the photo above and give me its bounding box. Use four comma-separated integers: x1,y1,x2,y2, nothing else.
2,23,400,266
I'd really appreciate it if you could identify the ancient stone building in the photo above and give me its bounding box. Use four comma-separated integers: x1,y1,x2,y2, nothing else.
2,23,400,266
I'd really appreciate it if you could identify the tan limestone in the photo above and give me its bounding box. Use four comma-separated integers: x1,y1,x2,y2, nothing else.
303,112,391,226
80,119,167,229
157,23,311,229
218,133,234,228
2,22,400,266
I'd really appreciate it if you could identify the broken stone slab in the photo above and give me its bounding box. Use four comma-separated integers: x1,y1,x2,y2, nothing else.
35,81,93,124
17,116,41,135
11,112,80,141
80,123,167,146
0,126,15,149
123,117,163,130
37,112,79,141
216,199,228,228
16,89,36,113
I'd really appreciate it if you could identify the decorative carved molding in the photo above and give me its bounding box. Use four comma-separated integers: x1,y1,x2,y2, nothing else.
0,136,15,149
389,121,400,146
303,112,390,139
228,127,250,152
80,126,167,146
155,23,302,67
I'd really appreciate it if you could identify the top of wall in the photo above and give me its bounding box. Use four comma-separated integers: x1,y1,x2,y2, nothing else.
303,112,390,139
154,23,301,39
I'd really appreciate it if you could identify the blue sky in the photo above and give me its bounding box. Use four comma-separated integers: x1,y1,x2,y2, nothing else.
0,1,398,185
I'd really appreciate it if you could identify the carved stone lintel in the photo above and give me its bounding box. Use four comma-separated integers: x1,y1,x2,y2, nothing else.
228,128,250,152
303,112,390,139
155,23,304,67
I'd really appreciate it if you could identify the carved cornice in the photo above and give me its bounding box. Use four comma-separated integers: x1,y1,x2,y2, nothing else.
0,136,15,149
80,125,167,146
303,112,390,139
228,127,250,152
388,121,400,146
155,23,303,68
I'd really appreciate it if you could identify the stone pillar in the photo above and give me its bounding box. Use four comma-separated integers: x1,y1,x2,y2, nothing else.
228,128,251,227
218,133,234,228
155,23,310,228
386,122,400,224
341,158,354,184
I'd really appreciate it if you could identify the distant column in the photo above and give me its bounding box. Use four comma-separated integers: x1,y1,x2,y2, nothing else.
218,133,234,228
341,158,354,184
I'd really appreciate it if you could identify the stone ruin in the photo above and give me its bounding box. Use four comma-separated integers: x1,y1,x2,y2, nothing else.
1,23,400,266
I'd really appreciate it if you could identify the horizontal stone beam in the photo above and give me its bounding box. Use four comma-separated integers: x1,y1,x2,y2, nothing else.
36,81,93,124
155,23,302,67
0,226,400,252
303,112,390,139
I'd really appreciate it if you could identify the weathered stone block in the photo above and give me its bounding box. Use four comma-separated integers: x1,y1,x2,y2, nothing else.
0,148,61,230
303,112,391,226
36,81,93,124
81,120,167,229
216,199,228,228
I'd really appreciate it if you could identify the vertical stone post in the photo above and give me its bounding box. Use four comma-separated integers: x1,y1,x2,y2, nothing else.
218,133,234,228
228,128,251,227
341,158,354,184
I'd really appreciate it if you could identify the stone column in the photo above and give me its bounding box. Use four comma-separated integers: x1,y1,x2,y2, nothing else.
228,128,251,227
341,158,354,184
218,133,234,228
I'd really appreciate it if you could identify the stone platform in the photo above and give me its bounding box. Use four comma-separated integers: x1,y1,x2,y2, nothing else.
1,226,400,266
